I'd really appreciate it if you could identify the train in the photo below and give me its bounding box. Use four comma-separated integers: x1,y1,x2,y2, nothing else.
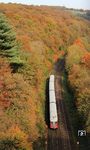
49,75,58,129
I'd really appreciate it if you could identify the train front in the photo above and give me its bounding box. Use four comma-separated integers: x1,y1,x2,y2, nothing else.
50,102,58,129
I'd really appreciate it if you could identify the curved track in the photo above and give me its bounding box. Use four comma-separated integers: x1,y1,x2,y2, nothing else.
47,60,77,150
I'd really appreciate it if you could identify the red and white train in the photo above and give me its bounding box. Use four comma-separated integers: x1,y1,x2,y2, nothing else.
49,75,58,129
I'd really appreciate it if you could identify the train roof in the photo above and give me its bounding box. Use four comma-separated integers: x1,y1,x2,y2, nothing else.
50,102,58,122
49,90,56,103
49,80,55,91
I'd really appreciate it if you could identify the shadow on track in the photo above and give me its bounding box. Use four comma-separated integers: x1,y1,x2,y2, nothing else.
45,77,50,128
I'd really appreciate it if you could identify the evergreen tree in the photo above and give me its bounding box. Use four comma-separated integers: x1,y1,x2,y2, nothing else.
0,13,22,66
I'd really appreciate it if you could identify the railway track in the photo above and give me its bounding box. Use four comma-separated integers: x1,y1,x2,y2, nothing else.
47,60,77,150
56,76,71,150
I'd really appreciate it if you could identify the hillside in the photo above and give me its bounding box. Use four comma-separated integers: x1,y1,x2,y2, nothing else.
0,3,90,150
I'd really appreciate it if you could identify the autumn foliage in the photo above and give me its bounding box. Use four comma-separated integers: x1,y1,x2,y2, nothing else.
66,38,90,132
0,3,90,149
82,52,90,68
0,126,32,150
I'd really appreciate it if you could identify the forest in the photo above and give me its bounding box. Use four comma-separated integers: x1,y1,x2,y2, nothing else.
0,3,90,149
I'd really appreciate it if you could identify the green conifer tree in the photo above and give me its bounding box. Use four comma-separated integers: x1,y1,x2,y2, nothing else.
0,13,22,66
